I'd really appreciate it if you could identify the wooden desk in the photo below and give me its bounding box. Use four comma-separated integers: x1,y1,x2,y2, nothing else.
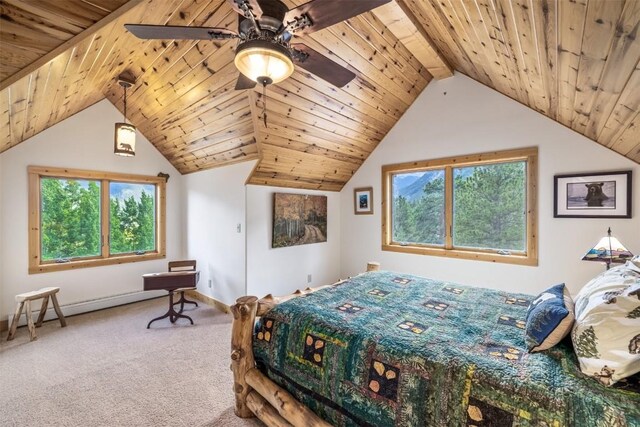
143,271,200,328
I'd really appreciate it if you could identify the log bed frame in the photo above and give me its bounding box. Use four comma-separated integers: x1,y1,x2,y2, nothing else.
230,262,381,427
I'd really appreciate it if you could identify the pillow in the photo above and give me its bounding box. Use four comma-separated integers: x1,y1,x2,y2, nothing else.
525,283,575,352
571,261,640,386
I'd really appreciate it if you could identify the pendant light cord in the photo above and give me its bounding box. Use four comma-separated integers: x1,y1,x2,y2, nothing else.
123,84,128,124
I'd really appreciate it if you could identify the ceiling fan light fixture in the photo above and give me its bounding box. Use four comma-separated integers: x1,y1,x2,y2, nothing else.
234,39,294,85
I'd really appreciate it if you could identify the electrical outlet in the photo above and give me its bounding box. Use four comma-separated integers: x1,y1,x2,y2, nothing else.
237,223,242,233
208,279,212,288
307,274,312,283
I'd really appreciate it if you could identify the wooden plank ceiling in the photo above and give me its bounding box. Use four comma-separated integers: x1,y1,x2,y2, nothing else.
402,0,640,163
0,0,129,81
0,0,638,191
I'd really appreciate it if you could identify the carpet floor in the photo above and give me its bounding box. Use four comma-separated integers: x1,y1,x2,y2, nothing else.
0,298,262,427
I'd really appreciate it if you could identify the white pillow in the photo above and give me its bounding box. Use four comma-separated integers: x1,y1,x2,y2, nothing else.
571,260,640,385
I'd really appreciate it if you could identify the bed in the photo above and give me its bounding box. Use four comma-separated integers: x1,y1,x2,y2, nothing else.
230,263,640,427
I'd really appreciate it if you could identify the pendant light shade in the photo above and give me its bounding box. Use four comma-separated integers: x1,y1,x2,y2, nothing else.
114,74,136,156
234,39,294,85
114,122,136,156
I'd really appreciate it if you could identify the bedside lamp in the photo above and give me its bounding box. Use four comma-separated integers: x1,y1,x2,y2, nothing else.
582,227,634,270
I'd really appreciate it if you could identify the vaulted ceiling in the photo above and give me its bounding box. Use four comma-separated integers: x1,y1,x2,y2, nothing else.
1,0,639,191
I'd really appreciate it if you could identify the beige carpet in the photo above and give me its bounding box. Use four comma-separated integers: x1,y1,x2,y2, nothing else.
0,298,262,427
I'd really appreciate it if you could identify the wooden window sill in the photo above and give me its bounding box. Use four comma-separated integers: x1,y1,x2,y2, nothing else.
29,252,166,274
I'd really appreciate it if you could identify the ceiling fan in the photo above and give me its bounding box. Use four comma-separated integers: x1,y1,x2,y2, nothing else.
125,0,390,92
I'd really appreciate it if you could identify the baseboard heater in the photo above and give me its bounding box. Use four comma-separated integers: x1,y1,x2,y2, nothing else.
7,289,166,328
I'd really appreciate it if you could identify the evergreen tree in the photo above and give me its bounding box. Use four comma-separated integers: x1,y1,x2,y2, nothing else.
415,177,445,244
135,190,155,251
391,163,525,250
393,195,413,242
110,198,126,254
627,306,640,319
121,195,140,252
41,178,101,260
453,162,525,250
574,326,600,358
40,180,157,259
77,181,101,256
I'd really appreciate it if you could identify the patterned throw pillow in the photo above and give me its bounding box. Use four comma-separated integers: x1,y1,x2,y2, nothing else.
525,284,575,352
572,260,640,386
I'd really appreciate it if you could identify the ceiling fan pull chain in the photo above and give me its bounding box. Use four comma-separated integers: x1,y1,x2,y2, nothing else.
263,81,268,128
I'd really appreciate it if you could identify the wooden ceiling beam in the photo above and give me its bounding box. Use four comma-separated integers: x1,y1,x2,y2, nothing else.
374,1,453,80
0,0,144,90
247,170,344,192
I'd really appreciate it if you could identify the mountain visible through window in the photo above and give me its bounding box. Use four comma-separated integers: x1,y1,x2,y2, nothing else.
382,148,537,266
392,170,445,245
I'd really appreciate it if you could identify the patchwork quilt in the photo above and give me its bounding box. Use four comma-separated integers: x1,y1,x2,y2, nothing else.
253,271,640,426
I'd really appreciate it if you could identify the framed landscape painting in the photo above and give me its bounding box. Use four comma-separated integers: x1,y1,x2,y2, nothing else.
554,170,632,218
272,193,327,248
354,187,373,215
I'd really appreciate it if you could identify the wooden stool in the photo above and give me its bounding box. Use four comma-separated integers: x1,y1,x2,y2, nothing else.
7,287,67,341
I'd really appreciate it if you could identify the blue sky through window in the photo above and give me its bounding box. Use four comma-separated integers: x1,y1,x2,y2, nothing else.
110,182,155,202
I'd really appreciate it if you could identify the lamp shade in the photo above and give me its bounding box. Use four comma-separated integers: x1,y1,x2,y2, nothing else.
234,40,294,84
114,122,136,157
582,229,633,266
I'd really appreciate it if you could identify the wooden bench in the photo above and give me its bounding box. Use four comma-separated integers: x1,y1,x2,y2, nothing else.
7,287,67,341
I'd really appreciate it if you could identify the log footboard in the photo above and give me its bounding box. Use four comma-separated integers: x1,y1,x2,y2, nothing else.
230,262,380,427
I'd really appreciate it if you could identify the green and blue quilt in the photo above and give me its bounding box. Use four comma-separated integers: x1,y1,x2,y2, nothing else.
253,271,640,426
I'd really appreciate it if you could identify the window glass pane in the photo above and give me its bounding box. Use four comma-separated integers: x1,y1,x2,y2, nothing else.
40,178,101,261
109,182,156,254
392,169,445,245
453,161,526,251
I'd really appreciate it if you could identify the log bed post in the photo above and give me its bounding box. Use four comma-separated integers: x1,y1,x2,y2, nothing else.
231,295,258,418
230,263,380,425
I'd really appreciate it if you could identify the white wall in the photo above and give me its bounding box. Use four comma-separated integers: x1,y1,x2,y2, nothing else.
246,185,341,298
340,73,640,296
0,99,184,321
0,158,3,320
182,161,256,305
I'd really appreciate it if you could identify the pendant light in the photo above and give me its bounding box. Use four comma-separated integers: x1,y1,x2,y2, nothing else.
114,74,136,157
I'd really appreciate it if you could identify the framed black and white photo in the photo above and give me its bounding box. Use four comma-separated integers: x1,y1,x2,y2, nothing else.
554,170,632,218
354,187,373,215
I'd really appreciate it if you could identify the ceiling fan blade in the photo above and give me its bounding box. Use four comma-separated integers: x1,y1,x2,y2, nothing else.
284,0,391,35
291,43,355,88
227,0,263,19
125,24,239,40
235,73,257,90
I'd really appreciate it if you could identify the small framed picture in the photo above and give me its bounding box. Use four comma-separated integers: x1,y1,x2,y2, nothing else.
354,187,373,215
554,170,632,218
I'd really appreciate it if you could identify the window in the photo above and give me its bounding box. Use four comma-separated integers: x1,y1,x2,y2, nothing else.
382,148,537,265
29,166,166,273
